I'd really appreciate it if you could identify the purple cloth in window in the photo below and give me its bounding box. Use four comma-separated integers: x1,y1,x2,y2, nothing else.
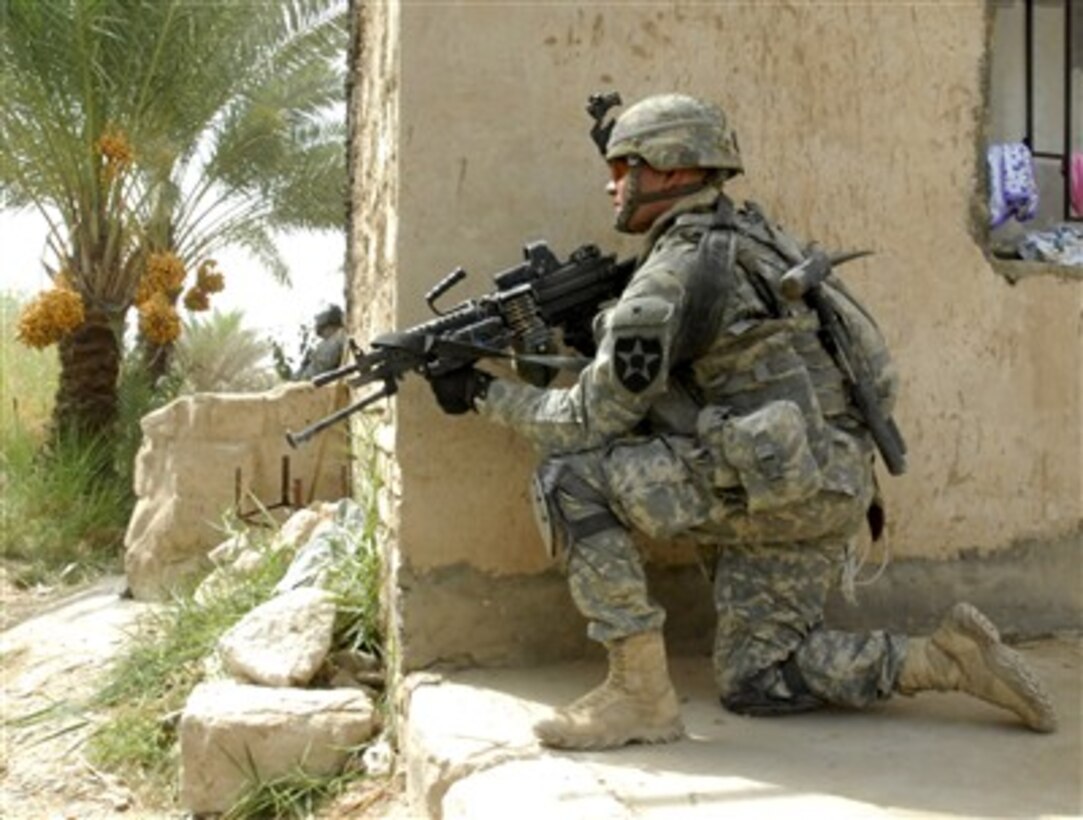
987,143,1039,228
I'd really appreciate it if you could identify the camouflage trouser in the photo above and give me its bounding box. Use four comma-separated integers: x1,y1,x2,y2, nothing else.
533,429,907,713
712,539,906,713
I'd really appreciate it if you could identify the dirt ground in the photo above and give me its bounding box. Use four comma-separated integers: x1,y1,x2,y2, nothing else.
5,567,1079,819
0,568,413,819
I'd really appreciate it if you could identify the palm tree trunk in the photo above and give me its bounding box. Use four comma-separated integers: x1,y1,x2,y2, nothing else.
141,338,174,385
54,306,121,439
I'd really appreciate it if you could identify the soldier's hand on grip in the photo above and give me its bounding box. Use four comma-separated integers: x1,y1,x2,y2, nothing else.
427,366,492,415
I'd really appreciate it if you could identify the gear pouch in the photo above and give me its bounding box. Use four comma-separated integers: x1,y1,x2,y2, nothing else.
603,437,709,539
718,400,823,513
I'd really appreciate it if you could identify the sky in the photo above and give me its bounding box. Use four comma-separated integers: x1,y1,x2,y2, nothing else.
0,209,346,353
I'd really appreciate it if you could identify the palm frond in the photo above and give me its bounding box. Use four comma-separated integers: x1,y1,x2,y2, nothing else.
172,309,279,394
1,0,347,295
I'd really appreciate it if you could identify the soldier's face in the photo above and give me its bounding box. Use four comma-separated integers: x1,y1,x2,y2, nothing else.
606,160,699,233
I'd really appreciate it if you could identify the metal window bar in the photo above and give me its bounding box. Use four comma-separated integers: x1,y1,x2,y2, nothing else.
1024,0,1080,222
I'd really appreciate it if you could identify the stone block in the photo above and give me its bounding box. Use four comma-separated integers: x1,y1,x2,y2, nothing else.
179,681,377,815
218,588,336,687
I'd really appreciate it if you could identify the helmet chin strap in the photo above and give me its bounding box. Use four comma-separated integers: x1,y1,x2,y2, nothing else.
614,160,709,233
614,162,643,233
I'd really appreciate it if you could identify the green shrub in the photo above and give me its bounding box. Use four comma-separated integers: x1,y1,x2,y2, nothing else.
324,446,385,660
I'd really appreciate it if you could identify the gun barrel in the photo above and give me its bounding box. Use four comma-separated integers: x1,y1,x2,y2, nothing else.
804,285,907,476
846,373,909,476
311,360,361,387
286,387,397,448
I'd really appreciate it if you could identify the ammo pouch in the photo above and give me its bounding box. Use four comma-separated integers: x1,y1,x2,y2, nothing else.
697,400,823,513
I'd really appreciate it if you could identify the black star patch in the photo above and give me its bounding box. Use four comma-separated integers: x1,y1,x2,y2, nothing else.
613,335,663,393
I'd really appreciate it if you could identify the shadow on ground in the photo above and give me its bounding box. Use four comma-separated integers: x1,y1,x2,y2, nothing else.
404,637,1082,819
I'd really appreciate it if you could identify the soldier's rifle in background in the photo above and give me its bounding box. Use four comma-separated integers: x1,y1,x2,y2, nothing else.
286,242,634,447
780,247,908,476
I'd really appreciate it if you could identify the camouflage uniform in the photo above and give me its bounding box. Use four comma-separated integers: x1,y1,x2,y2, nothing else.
297,306,347,380
298,328,346,379
479,183,907,715
466,94,1054,737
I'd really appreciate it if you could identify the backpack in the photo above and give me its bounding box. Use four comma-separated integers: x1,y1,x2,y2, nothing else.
727,201,906,475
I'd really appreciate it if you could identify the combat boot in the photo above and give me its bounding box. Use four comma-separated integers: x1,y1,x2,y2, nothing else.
897,602,1056,732
534,630,684,750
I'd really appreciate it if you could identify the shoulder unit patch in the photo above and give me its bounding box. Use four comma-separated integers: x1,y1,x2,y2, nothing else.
613,335,663,393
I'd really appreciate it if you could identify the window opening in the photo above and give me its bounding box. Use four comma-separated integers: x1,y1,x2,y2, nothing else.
988,0,1083,270
1023,0,1080,222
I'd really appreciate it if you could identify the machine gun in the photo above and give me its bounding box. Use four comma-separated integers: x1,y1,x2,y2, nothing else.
286,242,634,447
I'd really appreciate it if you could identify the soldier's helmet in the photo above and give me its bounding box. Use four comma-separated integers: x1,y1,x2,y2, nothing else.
605,93,743,177
314,305,344,334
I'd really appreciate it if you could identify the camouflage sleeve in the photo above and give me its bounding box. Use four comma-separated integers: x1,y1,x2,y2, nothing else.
478,245,691,454
298,335,346,379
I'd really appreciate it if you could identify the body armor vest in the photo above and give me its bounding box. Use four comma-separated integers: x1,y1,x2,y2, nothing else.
670,199,896,465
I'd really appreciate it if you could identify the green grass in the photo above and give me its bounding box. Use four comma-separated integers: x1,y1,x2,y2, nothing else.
224,763,360,820
0,292,59,436
94,547,290,704
0,415,132,585
0,293,177,586
1,292,124,584
323,470,386,660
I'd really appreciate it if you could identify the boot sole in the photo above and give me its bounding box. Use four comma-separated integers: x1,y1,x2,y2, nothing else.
939,603,1057,733
535,719,685,751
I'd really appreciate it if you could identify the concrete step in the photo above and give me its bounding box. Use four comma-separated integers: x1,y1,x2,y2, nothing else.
400,637,1082,819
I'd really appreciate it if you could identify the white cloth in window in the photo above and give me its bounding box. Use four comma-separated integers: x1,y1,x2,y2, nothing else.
1020,224,1083,266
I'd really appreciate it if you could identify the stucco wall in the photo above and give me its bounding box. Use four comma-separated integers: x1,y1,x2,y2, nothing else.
349,1,1082,669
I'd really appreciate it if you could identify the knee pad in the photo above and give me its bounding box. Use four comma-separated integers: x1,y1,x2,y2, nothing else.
530,469,560,559
531,459,623,561
719,657,822,717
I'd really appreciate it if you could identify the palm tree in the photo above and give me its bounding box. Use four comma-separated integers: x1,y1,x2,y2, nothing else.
0,0,347,438
169,309,279,395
